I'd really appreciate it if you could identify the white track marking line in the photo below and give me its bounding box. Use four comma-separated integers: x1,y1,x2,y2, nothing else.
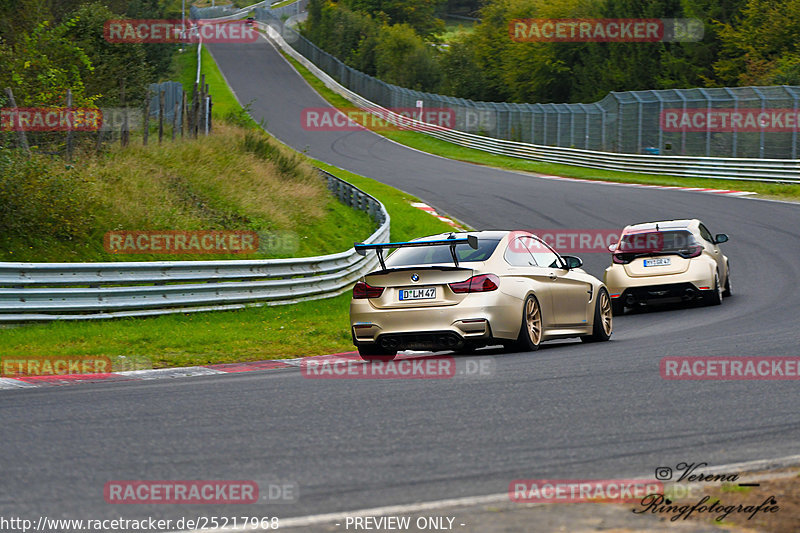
0,378,37,389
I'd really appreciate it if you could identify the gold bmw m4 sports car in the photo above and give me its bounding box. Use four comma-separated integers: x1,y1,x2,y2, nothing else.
350,231,612,361
604,219,730,315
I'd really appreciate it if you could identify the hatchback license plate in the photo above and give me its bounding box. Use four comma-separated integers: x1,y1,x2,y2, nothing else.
644,257,671,267
399,287,436,301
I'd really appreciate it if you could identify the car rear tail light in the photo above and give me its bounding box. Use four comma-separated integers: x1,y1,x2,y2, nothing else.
353,281,384,299
680,244,703,258
612,253,631,264
449,274,500,294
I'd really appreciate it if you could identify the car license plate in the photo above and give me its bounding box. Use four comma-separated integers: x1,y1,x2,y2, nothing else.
644,257,671,267
399,287,436,301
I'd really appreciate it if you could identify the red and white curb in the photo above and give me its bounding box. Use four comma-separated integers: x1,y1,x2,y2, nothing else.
0,351,431,390
533,174,757,197
410,202,467,230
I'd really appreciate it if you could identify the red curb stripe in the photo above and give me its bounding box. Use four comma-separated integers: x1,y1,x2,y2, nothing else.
14,373,125,385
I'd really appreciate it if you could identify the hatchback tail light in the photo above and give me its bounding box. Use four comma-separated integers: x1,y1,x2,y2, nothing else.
353,281,384,299
449,274,500,294
612,253,631,264
679,244,703,258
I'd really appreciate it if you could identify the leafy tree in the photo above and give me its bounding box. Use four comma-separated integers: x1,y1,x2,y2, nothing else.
342,0,446,36
64,3,152,105
375,23,441,89
0,18,96,106
713,0,800,85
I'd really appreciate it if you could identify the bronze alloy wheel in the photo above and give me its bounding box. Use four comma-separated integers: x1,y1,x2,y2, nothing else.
599,290,613,336
582,288,613,343
525,296,542,345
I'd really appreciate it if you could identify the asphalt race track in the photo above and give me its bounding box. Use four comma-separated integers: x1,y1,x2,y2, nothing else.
2,34,800,528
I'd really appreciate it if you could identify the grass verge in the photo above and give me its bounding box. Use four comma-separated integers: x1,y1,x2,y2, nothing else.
279,49,800,202
0,122,376,262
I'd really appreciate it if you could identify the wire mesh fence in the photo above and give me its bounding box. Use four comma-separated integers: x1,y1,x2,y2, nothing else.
256,9,800,159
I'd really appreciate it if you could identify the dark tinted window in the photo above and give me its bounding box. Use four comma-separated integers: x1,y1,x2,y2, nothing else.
616,230,698,260
385,238,501,267
698,224,714,243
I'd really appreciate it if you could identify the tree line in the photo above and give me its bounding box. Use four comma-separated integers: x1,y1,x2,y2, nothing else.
302,0,800,104
0,0,182,108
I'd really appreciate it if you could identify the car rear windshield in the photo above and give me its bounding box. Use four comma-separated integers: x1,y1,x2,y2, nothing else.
385,238,501,267
616,230,698,259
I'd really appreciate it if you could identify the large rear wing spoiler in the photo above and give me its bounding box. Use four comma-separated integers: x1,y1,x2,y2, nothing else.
354,235,478,270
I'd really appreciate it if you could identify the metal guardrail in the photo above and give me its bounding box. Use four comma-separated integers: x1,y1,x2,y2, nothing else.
0,171,389,321
258,17,800,183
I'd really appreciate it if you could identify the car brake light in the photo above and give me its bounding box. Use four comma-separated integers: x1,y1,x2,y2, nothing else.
353,281,384,299
682,244,703,258
612,253,631,264
449,274,500,294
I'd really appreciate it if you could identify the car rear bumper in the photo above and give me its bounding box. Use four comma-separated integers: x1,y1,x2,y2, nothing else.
350,294,519,351
605,261,715,305
610,282,709,305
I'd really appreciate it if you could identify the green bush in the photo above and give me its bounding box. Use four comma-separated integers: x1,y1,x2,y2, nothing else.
0,149,95,247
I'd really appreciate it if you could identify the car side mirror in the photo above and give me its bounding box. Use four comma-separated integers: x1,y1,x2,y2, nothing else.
608,243,618,252
561,255,583,269
714,233,728,244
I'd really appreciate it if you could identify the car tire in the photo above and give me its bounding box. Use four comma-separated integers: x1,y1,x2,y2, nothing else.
508,294,542,352
705,272,723,306
611,298,625,316
582,288,613,343
722,266,732,297
357,344,397,362
458,342,480,355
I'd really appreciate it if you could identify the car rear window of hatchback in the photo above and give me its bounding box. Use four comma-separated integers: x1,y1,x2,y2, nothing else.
616,230,698,258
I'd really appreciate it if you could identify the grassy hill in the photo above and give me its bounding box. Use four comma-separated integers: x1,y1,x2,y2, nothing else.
0,122,376,262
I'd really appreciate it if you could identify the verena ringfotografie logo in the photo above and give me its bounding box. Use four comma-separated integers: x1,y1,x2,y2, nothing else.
507,229,621,254
104,231,259,254
103,20,258,44
509,479,663,503
661,357,800,380
661,109,800,132
301,107,456,132
1,356,113,377
1,108,102,131
510,18,703,42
